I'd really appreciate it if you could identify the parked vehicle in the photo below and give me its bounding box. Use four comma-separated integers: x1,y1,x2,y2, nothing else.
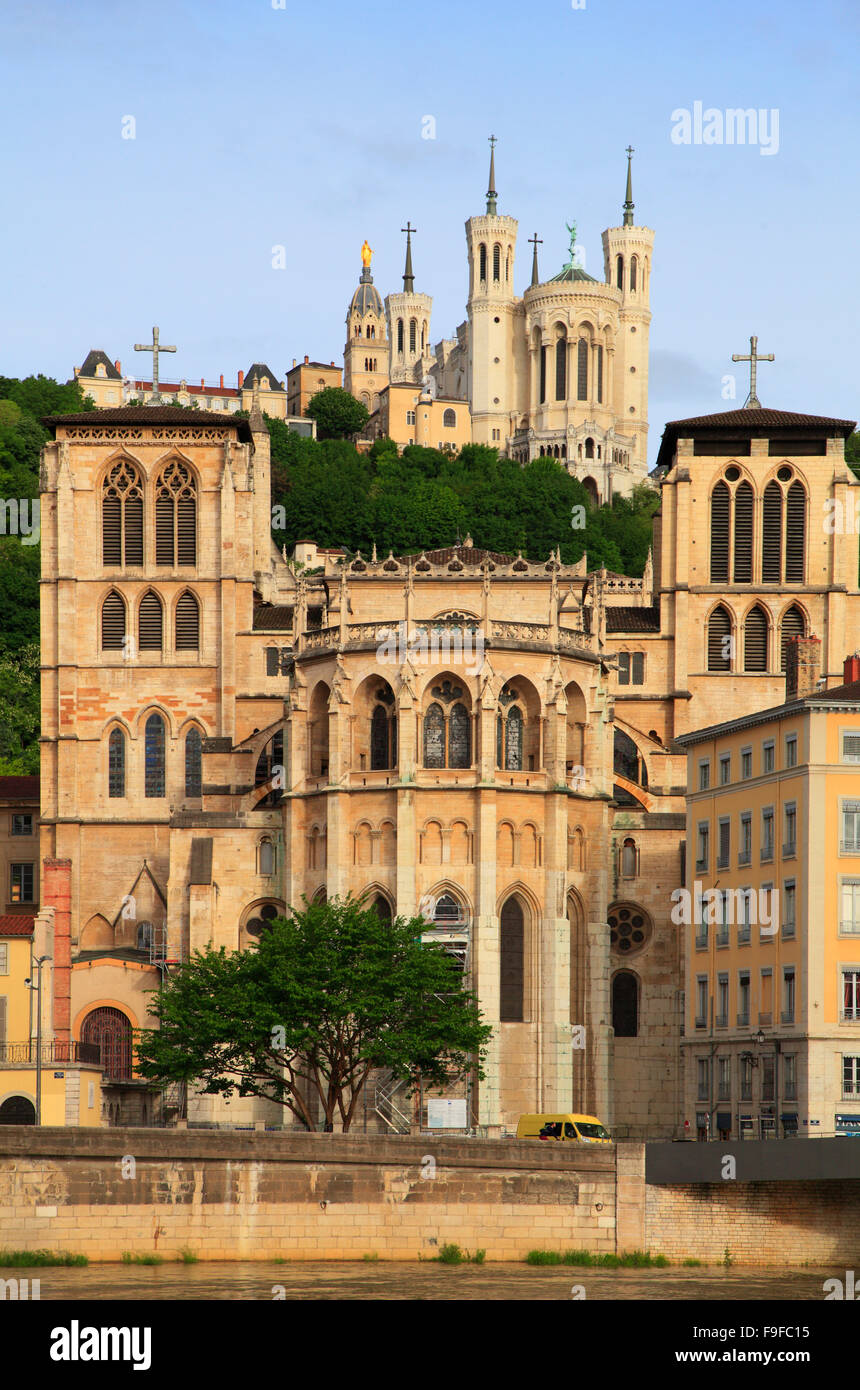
516,1113,612,1143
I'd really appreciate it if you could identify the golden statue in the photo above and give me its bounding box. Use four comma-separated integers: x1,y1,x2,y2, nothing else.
361,239,373,268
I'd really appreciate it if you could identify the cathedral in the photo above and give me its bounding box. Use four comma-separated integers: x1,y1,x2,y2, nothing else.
32,338,859,1130
344,144,653,501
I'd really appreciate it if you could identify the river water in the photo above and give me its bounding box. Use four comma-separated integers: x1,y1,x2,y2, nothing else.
22,1263,832,1300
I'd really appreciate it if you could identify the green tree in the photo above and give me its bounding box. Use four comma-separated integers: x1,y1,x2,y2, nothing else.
135,895,491,1132
305,387,369,441
0,641,40,774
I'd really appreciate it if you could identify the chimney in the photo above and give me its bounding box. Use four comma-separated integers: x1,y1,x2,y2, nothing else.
200,378,204,388
238,370,244,388
304,354,309,365
220,374,224,389
844,653,860,686
786,634,821,700
115,359,122,373
292,358,296,368
330,360,335,367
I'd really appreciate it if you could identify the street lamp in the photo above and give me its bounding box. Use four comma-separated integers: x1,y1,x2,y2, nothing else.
24,955,52,1126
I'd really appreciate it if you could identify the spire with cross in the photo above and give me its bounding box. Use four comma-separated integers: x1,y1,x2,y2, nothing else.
133,326,177,404
623,145,635,226
731,334,775,409
486,134,498,215
529,232,543,287
401,221,416,292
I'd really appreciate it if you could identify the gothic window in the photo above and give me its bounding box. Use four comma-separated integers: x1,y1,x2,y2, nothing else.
155,459,197,566
609,903,652,957
707,605,732,670
423,686,470,768
479,243,487,281
102,458,143,567
539,346,547,404
585,436,595,459
81,1006,133,1080
108,728,125,798
780,604,805,672
397,318,404,354
185,727,202,797
144,713,166,798
101,591,126,650
505,248,510,282
762,480,783,582
409,319,417,354
496,690,525,772
597,344,604,403
616,255,624,290
577,339,588,400
493,243,501,281
733,481,753,582
424,703,444,768
710,481,730,582
630,256,638,291
449,702,471,767
612,971,638,1037
256,729,285,805
371,696,397,770
555,335,566,400
499,896,524,1021
621,836,638,877
258,837,274,876
443,408,456,428
175,591,199,650
372,894,392,924
785,481,806,583
138,591,163,651
744,605,768,672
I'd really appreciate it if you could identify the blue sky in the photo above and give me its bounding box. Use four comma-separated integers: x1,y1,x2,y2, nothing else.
2,0,857,461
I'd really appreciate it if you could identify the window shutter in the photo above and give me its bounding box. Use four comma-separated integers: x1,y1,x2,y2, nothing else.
707,607,731,670
762,481,783,582
780,605,805,672
138,592,163,651
844,735,860,763
155,495,174,565
733,481,753,582
102,496,121,565
175,592,199,650
266,648,279,676
124,494,143,565
500,897,524,1021
785,482,806,583
101,592,126,650
710,483,730,582
177,495,195,563
744,606,768,671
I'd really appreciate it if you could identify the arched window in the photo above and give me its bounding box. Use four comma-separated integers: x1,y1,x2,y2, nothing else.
499,897,524,1022
780,604,806,672
630,256,638,291
101,591,126,650
744,605,768,672
479,243,487,281
102,459,143,567
423,695,470,769
555,334,566,400
155,459,197,566
710,481,730,582
372,894,392,924
616,255,624,290
497,703,523,770
708,605,732,671
785,481,806,582
371,701,397,770
612,971,638,1037
397,318,404,354
409,319,417,354
0,1096,35,1125
493,243,501,281
733,481,753,583
596,344,603,402
505,248,510,282
144,713,166,798
762,480,783,582
185,727,202,797
108,727,125,798
258,837,274,876
256,729,285,806
539,345,547,404
443,408,456,428
244,902,281,940
82,1006,133,1080
585,436,595,459
614,729,647,787
621,836,638,877
175,591,199,650
577,339,588,400
138,591,163,651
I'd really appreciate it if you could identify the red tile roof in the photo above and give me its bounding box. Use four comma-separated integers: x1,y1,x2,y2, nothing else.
655,406,856,471
0,776,39,799
0,915,35,936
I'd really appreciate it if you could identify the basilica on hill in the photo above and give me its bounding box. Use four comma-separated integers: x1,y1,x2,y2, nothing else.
18,141,859,1139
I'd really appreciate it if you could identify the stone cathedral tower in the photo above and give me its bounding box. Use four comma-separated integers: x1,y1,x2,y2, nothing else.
600,147,654,468
385,223,434,385
343,242,390,415
465,138,521,446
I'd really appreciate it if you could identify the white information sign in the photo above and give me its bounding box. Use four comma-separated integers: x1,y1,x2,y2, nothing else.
427,1098,468,1129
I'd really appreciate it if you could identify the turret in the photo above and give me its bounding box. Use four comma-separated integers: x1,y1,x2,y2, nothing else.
600,147,654,472
385,222,433,385
466,137,519,446
343,242,390,415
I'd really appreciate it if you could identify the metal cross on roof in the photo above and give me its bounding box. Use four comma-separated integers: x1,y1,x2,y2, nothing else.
134,326,177,404
731,334,774,410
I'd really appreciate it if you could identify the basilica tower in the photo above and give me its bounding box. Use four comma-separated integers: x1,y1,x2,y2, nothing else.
385,223,434,385
466,139,521,446
343,241,390,414
601,149,654,470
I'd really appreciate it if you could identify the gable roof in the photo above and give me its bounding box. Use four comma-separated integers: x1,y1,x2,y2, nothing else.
655,406,856,471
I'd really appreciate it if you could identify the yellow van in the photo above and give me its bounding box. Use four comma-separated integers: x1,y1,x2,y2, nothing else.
516,1113,612,1144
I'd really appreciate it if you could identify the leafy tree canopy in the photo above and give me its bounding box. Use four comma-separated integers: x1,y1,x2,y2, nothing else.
304,386,370,440
135,895,491,1132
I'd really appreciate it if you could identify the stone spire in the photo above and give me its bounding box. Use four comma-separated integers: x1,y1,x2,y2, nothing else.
529,232,543,287
486,134,498,215
623,145,635,227
401,221,416,292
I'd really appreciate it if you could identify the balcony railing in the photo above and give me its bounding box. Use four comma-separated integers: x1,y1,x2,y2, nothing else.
0,1041,100,1065
783,840,797,858
738,849,751,866
760,845,774,863
737,1011,750,1027
840,921,860,935
841,840,860,854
